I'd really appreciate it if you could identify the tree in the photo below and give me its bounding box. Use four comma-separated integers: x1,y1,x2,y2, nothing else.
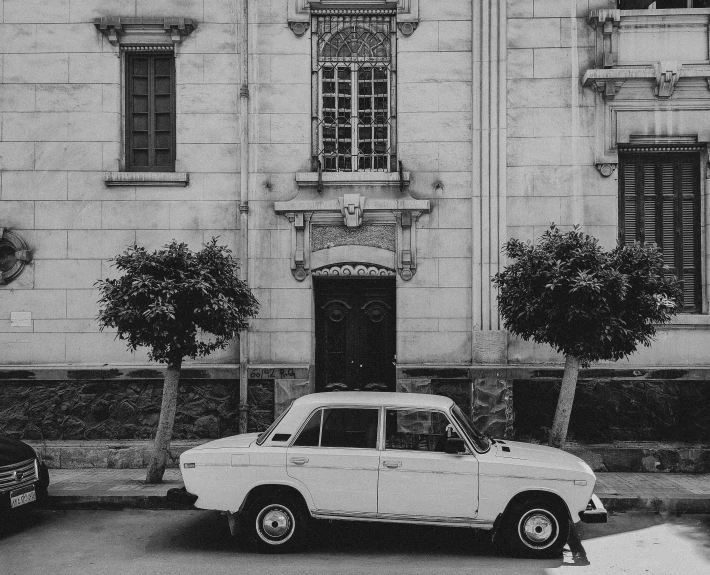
493,225,680,448
96,239,259,483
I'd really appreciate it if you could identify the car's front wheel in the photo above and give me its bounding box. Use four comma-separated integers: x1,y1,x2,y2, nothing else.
245,496,307,553
500,497,570,558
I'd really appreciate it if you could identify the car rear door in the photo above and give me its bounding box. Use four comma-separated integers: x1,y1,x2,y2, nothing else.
287,407,380,515
377,408,479,520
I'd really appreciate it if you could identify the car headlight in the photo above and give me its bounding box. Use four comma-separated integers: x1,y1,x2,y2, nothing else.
33,448,44,466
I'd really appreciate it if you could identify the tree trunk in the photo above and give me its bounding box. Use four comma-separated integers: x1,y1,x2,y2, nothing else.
548,355,581,449
146,360,182,484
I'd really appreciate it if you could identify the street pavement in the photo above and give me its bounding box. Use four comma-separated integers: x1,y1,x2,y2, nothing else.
44,468,710,513
1,509,708,574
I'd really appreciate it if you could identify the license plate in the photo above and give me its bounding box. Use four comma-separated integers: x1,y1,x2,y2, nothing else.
10,485,36,509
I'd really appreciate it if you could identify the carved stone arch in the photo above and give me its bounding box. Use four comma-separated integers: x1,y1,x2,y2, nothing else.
312,263,396,277
0,229,32,286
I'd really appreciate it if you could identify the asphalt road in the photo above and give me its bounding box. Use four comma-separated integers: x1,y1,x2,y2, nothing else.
1,509,709,575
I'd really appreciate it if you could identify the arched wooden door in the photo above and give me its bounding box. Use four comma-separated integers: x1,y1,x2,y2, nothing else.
314,277,396,392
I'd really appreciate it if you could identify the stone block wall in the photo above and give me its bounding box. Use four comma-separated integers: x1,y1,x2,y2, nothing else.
1,0,241,365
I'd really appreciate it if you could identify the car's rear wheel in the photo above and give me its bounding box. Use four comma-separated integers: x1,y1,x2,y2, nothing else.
500,497,570,558
245,496,307,553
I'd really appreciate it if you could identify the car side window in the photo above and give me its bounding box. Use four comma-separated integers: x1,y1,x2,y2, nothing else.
321,408,379,449
385,409,453,452
292,408,379,449
293,409,322,447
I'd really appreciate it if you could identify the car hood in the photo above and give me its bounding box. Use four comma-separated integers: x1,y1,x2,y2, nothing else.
494,440,588,471
190,433,261,451
0,434,36,467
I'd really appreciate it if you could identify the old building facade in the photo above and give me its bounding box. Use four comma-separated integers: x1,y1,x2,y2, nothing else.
1,1,709,460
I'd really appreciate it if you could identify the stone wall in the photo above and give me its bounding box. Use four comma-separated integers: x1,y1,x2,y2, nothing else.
0,378,276,441
514,378,710,443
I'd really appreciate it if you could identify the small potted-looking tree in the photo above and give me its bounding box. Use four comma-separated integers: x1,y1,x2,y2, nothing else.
96,239,259,483
493,225,680,448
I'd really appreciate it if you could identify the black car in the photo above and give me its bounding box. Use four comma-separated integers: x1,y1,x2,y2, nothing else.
0,435,50,512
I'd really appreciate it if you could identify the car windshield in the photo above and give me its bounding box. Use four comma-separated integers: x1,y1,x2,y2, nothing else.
451,405,491,453
256,403,292,445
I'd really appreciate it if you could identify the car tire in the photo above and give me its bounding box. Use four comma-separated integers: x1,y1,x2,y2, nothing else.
245,496,308,553
499,497,570,559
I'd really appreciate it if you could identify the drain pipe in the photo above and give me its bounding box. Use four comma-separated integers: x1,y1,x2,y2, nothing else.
237,0,250,434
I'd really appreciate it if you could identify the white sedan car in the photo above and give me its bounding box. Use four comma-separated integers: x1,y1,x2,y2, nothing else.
175,392,606,557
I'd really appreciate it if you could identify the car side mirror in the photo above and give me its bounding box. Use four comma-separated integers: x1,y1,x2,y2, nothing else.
445,437,466,455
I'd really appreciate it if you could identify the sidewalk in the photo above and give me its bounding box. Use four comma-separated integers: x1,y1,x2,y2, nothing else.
42,468,710,513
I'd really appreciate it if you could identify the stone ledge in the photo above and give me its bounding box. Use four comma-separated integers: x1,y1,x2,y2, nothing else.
26,439,207,470
104,172,189,187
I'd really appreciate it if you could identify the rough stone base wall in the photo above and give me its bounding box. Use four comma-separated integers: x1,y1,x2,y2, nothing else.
514,378,710,444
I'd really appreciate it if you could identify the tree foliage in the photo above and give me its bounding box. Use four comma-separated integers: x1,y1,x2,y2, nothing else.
96,239,259,364
493,225,681,367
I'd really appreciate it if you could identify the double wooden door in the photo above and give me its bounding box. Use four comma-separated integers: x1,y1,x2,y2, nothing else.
315,278,396,392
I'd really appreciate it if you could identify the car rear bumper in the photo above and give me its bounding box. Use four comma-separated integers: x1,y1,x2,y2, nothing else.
579,494,608,523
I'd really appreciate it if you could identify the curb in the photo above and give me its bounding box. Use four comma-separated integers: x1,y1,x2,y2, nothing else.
44,495,194,511
599,494,710,514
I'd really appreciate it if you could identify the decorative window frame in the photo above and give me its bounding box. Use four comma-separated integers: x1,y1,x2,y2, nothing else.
95,17,196,187
288,0,419,37
274,195,429,282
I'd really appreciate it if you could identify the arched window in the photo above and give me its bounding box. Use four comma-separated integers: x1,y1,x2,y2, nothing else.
314,15,396,172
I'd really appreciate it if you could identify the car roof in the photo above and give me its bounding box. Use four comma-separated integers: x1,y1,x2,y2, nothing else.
292,392,455,409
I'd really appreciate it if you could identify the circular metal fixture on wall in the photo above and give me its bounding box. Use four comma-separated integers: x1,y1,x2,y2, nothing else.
0,229,32,285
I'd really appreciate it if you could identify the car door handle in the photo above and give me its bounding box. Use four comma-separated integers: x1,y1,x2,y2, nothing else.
382,460,401,469
290,457,309,465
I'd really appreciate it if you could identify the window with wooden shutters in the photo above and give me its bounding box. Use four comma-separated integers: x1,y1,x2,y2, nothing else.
619,152,701,312
126,51,176,172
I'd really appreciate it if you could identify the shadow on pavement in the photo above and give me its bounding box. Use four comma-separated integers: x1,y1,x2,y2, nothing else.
0,507,62,541
149,509,564,568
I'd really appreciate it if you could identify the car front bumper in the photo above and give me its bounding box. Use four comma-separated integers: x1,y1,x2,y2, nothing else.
579,494,608,523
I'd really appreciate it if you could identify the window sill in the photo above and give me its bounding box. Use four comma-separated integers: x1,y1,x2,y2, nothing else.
104,172,189,187
663,314,710,329
295,171,409,189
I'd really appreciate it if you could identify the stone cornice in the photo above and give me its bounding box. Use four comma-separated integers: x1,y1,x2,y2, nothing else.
288,0,418,36
94,17,197,48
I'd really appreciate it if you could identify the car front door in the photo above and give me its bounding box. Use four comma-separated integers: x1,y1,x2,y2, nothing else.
287,407,380,515
377,408,479,520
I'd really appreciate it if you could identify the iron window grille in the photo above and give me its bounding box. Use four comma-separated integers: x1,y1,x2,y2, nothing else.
125,49,176,172
312,14,397,172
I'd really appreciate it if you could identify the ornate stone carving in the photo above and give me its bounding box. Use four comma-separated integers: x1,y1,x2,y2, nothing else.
0,229,32,286
288,21,309,37
654,61,681,99
339,194,366,228
312,264,395,277
274,196,430,282
596,163,617,178
288,0,419,36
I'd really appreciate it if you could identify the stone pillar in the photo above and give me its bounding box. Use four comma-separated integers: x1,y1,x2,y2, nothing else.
471,0,508,361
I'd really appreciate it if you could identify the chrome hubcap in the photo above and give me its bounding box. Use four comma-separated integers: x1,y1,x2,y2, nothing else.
258,505,293,542
519,509,558,549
